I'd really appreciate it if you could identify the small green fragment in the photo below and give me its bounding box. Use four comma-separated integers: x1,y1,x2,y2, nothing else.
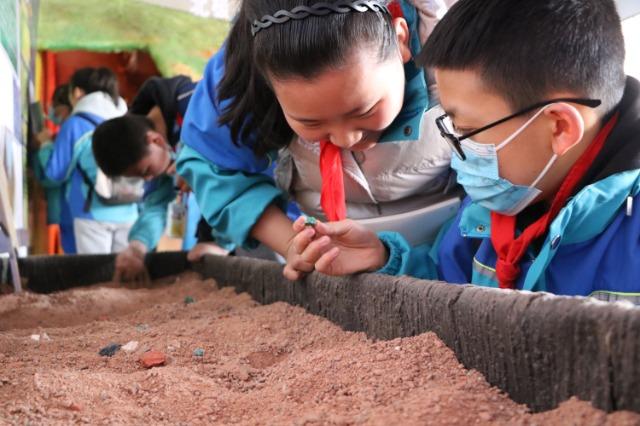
304,216,318,227
193,348,205,357
184,296,195,305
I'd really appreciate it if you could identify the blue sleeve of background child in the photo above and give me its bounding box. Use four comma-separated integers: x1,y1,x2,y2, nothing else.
128,175,176,250
376,231,439,279
44,116,93,182
176,145,286,249
179,45,272,173
34,143,62,188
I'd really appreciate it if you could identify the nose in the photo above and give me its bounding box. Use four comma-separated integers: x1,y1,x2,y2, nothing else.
329,129,364,149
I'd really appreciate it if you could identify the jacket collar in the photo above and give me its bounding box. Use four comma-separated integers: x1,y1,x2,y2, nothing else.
579,76,640,190
379,62,429,143
73,92,127,120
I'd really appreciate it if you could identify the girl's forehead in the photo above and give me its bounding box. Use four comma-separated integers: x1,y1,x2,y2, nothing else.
270,52,401,119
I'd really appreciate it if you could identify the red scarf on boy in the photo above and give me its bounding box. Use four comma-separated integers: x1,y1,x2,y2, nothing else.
491,113,619,289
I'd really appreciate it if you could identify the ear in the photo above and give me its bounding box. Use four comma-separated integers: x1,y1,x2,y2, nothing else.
545,103,585,156
147,106,167,137
393,17,412,64
146,130,161,146
71,87,85,102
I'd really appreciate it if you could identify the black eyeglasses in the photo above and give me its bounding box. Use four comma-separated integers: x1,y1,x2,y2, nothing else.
435,98,602,161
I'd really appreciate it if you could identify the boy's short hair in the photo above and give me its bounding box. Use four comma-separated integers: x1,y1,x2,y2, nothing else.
70,67,120,106
92,115,154,176
418,0,626,114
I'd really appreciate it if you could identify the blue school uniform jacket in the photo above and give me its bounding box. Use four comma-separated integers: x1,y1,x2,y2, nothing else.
377,77,640,302
41,92,138,253
177,1,432,249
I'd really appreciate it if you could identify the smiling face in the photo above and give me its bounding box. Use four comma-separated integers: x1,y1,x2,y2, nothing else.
268,18,412,151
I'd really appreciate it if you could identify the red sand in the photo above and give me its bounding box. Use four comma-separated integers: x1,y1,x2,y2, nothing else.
0,272,638,425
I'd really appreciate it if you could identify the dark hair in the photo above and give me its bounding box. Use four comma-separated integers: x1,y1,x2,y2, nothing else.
52,84,72,109
69,67,120,106
218,0,397,157
92,115,154,176
130,75,194,145
418,0,626,115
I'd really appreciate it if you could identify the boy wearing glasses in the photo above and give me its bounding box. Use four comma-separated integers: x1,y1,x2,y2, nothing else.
286,0,640,301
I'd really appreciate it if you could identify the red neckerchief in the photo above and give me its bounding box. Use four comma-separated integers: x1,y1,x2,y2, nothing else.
318,2,403,221
491,113,619,289
319,141,347,221
387,1,403,18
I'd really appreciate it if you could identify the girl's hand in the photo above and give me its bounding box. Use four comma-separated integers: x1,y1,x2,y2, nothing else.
283,220,321,281
283,216,389,280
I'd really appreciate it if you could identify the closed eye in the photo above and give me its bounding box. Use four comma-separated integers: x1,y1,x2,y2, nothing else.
355,103,378,119
452,123,475,134
301,121,322,128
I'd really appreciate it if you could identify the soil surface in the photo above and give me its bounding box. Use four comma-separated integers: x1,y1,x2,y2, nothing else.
0,272,638,425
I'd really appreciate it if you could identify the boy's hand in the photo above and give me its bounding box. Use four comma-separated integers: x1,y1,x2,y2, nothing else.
114,241,148,282
175,176,191,193
35,129,52,146
282,216,389,280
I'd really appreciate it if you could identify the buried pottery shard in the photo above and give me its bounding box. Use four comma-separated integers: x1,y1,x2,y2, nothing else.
140,350,166,368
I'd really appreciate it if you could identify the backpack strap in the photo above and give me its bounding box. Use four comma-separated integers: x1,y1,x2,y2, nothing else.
76,165,95,213
74,112,102,127
73,112,102,212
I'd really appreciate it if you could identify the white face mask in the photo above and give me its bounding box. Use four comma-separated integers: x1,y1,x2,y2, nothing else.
451,106,558,216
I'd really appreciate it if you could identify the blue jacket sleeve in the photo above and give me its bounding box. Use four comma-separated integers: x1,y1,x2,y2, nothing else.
176,145,286,249
44,116,94,183
34,143,62,188
128,175,176,250
178,46,287,248
376,232,439,279
376,213,459,279
180,46,273,173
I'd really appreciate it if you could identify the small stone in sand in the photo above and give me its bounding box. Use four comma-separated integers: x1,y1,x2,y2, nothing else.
99,343,121,357
140,350,166,368
122,341,139,352
30,334,40,342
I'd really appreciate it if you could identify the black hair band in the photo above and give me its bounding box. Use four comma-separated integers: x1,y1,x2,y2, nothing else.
251,0,390,36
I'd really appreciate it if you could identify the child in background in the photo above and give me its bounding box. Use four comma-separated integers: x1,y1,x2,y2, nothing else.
39,67,137,254
177,0,458,280
127,76,226,261
93,113,229,281
288,0,640,302
34,84,72,253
